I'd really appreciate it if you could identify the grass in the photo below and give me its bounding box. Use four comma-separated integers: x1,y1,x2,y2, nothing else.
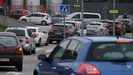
0,25,7,32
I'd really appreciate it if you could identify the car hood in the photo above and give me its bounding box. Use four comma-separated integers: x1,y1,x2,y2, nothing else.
36,61,133,75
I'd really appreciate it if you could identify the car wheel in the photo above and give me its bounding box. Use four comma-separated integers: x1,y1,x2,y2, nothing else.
49,40,52,44
32,47,36,54
41,21,46,25
16,64,23,71
45,38,49,46
21,19,27,22
37,39,41,47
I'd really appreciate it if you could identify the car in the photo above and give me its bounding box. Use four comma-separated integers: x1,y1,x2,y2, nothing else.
34,36,133,75
86,21,109,36
19,12,52,25
5,27,36,55
27,26,49,46
8,9,30,19
66,12,101,24
51,14,67,24
0,32,23,71
106,20,126,36
47,23,75,44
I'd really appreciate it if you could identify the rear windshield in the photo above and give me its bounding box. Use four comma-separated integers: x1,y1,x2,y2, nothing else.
87,42,133,61
52,25,68,29
0,36,17,47
6,30,25,36
84,14,100,18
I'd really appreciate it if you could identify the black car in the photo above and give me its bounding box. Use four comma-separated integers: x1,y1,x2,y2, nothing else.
47,23,75,44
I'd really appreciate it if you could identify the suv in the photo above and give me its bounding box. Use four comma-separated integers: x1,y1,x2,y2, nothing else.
5,27,36,55
19,12,52,25
47,23,75,44
27,26,49,46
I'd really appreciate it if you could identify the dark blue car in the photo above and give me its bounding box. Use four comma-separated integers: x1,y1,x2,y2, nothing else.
34,36,133,75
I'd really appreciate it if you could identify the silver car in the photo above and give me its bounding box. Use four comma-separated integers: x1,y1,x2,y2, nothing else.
5,27,36,55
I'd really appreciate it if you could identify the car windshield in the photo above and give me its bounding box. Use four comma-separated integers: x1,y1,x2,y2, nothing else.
87,42,133,61
0,36,17,47
6,30,25,36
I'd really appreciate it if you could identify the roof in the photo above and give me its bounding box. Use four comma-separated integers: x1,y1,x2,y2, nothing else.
0,32,16,36
68,36,133,42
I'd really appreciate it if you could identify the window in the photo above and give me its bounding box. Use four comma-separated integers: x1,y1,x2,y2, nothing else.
50,40,70,61
0,36,17,46
86,42,133,61
84,14,100,18
72,14,80,19
6,30,25,36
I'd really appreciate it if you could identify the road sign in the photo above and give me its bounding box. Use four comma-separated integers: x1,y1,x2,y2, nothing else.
60,4,70,14
73,4,80,8
109,10,119,14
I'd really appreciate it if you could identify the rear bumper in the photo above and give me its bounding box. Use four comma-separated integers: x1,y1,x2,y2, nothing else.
0,55,23,66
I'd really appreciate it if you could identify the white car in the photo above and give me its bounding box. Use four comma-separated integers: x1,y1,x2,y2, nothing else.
27,26,49,46
19,12,52,25
86,21,109,36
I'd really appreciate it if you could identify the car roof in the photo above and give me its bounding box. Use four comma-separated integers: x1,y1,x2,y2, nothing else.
31,12,49,15
0,32,16,36
68,36,133,43
6,27,28,30
53,23,73,26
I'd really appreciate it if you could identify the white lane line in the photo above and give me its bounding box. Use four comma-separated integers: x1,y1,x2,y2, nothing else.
6,72,24,75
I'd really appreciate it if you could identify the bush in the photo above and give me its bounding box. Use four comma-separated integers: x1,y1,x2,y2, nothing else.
0,25,7,32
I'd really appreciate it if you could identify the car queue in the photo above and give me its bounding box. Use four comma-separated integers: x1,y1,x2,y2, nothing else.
0,11,133,75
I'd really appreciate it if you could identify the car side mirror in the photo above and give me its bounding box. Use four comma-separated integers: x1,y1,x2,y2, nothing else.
38,54,52,62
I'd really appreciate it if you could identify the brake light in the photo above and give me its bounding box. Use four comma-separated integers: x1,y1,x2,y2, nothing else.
16,48,23,55
48,29,53,32
64,29,69,33
116,40,131,43
25,37,30,43
78,64,100,75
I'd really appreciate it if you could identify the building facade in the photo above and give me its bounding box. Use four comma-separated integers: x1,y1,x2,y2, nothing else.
63,0,133,19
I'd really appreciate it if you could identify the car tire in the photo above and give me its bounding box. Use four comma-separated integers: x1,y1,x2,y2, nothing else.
16,64,23,71
41,21,46,25
45,39,49,46
32,48,36,54
49,40,52,44
21,19,27,22
37,39,41,47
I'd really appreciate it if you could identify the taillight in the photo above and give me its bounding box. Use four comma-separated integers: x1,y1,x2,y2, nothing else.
48,29,53,33
16,48,23,55
25,37,30,44
46,15,48,19
78,64,100,75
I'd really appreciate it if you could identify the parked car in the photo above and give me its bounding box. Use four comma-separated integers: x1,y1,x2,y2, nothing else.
19,12,52,25
51,14,67,24
47,23,75,44
27,26,49,46
8,9,30,19
0,32,23,71
5,27,36,55
106,20,126,36
34,36,133,75
66,12,101,24
86,21,109,36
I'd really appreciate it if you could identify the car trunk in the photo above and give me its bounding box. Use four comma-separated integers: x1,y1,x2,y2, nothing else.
88,62,133,75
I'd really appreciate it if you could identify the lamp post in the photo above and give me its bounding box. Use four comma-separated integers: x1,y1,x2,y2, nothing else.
113,0,116,36
81,0,84,37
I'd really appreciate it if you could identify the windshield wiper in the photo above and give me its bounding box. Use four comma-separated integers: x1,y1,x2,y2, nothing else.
0,43,7,48
107,58,131,62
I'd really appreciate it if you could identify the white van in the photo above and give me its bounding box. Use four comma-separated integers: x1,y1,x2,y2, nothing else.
66,12,101,24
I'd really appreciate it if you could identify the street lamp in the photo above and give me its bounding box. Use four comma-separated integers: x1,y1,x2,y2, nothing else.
113,0,116,36
81,0,84,37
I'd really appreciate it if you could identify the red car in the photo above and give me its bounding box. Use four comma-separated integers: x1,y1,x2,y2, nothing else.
0,32,23,71
106,21,126,36
8,9,29,19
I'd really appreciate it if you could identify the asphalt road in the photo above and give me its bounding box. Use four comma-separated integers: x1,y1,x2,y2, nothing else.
0,44,56,75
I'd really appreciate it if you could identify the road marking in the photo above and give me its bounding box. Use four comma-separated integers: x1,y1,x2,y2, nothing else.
6,72,24,75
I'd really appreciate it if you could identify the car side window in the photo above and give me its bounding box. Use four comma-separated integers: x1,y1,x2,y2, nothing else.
50,40,70,61
72,14,80,19
60,40,81,60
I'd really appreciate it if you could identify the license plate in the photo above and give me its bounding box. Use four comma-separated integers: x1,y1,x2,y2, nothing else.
0,58,9,62
55,32,61,35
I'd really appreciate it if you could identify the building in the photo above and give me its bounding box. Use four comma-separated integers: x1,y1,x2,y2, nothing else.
63,0,133,19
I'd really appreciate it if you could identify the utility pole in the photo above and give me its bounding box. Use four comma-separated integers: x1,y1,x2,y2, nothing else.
113,0,116,36
81,0,84,37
